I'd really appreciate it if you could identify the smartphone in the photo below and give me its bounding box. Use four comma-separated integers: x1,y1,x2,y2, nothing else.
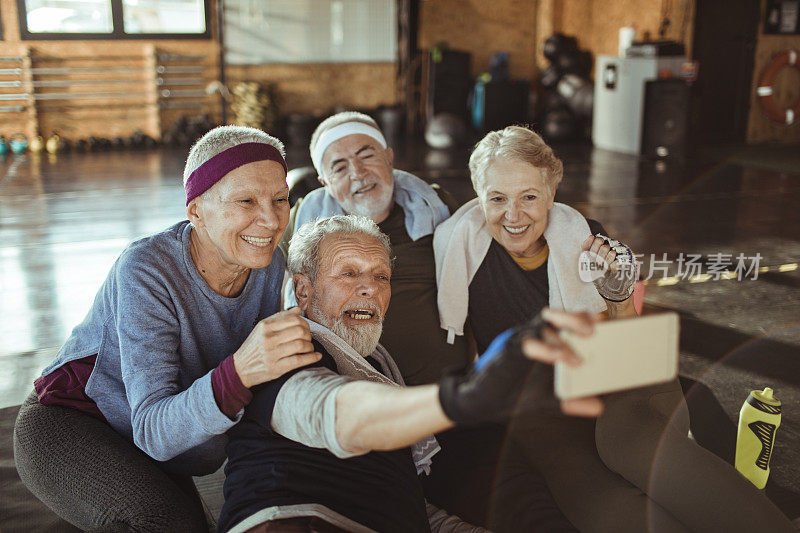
554,313,679,399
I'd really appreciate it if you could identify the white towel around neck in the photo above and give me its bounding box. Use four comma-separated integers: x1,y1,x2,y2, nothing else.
433,199,607,343
306,319,440,474
294,169,449,242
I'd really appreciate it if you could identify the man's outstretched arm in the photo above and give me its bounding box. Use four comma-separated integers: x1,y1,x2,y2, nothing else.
272,309,602,457
335,382,452,454
271,368,450,457
334,309,604,455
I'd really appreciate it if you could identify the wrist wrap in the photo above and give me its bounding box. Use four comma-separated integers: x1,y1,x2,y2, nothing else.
438,314,558,425
592,234,638,302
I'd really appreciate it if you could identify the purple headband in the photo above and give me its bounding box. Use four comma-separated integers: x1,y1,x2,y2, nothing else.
185,142,288,205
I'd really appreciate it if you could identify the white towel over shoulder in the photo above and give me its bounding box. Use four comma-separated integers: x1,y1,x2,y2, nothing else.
433,199,606,344
309,319,440,474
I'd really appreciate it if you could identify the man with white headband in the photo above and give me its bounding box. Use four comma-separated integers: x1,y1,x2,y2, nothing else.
281,112,554,528
282,111,471,387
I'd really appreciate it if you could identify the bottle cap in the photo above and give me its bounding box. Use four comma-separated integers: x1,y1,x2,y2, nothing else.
747,387,781,414
753,387,780,405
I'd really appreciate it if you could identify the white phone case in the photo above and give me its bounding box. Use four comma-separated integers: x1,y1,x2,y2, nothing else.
554,313,679,400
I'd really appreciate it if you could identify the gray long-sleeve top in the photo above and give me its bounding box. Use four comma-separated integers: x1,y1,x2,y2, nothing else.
39,221,285,474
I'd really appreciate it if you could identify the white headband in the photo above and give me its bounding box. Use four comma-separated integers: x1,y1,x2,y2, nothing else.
311,122,387,174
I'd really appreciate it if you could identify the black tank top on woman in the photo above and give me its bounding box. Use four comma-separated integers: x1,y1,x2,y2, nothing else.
468,219,605,353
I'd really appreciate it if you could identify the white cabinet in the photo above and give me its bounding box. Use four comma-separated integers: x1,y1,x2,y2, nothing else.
592,55,685,154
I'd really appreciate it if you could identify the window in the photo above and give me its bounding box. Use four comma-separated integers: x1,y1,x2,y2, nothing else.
17,0,211,39
122,0,207,35
223,0,396,64
22,0,113,34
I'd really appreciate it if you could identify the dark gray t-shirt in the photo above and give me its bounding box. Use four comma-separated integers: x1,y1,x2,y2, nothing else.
378,203,472,385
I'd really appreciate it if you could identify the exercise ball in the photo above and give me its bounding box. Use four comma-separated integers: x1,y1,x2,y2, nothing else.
556,74,594,119
543,33,578,64
539,64,562,90
541,106,578,142
425,113,469,149
556,48,584,75
540,89,568,111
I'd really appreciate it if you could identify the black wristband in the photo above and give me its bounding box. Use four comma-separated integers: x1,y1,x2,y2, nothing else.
437,313,556,425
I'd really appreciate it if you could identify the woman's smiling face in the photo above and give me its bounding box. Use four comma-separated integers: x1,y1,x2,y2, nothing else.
479,158,556,257
194,159,290,270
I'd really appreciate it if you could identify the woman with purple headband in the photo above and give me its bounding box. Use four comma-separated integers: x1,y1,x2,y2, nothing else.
13,126,322,531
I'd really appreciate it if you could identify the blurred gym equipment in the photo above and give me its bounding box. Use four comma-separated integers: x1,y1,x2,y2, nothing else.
536,33,594,141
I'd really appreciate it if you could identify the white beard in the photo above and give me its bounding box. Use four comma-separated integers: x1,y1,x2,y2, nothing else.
311,301,383,358
344,181,394,220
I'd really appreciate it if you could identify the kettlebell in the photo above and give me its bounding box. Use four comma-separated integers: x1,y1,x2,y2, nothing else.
10,133,29,154
30,135,45,153
46,133,62,154
0,136,8,155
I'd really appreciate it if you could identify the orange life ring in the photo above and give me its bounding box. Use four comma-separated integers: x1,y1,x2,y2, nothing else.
757,49,800,125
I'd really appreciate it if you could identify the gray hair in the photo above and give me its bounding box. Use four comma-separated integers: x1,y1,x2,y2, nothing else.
469,125,564,197
183,125,286,186
309,111,381,170
287,214,393,281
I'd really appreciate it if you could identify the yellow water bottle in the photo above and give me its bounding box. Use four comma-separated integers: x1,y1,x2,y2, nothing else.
735,387,781,489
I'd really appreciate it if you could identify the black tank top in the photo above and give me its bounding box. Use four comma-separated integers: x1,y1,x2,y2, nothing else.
468,219,605,353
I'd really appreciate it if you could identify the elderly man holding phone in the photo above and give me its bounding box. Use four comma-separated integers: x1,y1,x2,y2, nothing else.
219,215,602,533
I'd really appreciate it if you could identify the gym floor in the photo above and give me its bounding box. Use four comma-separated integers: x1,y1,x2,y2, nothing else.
1,139,799,510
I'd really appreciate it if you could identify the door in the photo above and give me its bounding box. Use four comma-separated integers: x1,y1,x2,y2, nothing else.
691,0,760,144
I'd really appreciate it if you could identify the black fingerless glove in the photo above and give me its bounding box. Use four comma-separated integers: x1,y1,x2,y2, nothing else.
438,313,558,425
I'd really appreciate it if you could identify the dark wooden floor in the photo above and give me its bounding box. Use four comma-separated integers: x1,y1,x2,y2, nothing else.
1,140,799,499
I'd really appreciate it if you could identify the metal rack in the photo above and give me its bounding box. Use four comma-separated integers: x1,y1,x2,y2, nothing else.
0,56,28,116
0,47,219,140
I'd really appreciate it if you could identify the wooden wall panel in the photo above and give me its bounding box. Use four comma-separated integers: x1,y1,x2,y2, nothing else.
418,0,538,80
746,1,800,144
554,0,595,60
225,63,396,117
416,0,694,81
0,1,225,140
534,0,559,71
0,0,222,141
0,0,397,141
551,0,694,71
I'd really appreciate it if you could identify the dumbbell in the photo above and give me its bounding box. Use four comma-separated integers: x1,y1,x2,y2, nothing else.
10,133,29,154
45,134,60,154
30,135,45,153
